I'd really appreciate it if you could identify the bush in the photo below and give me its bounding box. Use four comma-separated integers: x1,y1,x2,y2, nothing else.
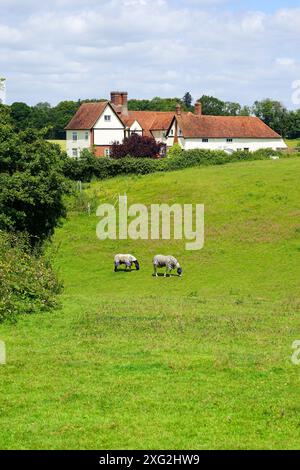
64,147,285,183
167,143,183,158
0,126,70,246
111,133,165,159
0,232,62,323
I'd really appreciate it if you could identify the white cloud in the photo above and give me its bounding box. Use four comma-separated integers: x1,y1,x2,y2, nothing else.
0,1,300,108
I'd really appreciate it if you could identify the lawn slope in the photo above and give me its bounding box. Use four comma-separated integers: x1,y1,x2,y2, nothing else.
0,157,300,450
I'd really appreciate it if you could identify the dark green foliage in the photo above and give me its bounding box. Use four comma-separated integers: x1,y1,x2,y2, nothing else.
128,96,190,112
0,232,62,323
10,102,32,130
0,125,70,245
198,95,251,116
252,99,290,137
64,148,284,182
182,92,193,109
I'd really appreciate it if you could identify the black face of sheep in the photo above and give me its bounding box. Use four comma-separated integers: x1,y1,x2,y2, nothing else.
134,261,140,271
177,267,183,276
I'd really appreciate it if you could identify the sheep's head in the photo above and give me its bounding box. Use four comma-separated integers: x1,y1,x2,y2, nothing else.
134,260,140,271
177,267,182,276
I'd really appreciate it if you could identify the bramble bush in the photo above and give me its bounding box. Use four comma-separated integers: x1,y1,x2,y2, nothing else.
64,147,286,182
0,232,62,323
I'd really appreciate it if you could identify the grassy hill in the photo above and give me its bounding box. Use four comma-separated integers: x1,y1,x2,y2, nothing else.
0,157,300,449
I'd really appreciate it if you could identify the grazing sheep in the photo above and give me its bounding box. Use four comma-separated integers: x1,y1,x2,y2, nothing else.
153,255,182,277
114,254,140,272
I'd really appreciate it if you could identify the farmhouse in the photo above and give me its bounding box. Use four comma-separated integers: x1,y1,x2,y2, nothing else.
65,92,287,158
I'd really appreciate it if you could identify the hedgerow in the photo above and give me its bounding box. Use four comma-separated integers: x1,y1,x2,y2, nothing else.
0,232,62,323
64,147,287,182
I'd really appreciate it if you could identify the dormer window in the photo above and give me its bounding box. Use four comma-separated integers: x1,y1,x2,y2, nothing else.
104,115,111,122
170,129,174,136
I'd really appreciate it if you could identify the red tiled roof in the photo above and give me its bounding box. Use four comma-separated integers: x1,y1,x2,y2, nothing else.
65,102,109,130
122,111,174,137
174,113,282,139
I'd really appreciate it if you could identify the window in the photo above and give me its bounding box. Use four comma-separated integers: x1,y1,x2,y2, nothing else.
85,131,89,140
72,132,78,141
72,148,78,158
104,115,111,122
227,138,233,142
244,148,249,152
202,138,208,143
105,148,110,157
170,129,174,136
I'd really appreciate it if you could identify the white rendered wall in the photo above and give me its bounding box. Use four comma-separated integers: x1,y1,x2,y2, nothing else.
66,130,91,157
93,104,125,146
182,138,287,152
130,120,143,135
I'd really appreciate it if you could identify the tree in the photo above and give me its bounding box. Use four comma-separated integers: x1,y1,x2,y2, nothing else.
183,92,193,109
198,95,226,115
252,99,290,136
0,125,69,245
111,133,165,159
52,100,81,139
0,103,12,126
10,102,32,130
285,110,300,139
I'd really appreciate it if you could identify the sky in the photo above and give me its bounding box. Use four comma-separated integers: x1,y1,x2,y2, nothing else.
0,0,300,108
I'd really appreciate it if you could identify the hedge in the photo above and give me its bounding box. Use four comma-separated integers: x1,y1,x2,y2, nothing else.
64,148,288,182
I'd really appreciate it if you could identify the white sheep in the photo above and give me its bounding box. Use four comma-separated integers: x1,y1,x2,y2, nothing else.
114,254,140,272
153,255,182,277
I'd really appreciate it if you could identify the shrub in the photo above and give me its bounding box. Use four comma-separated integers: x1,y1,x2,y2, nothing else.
111,133,165,159
167,143,183,158
64,147,285,182
0,126,70,246
0,232,62,323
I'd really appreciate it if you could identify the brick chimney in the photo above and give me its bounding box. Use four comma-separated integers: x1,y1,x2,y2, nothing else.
194,101,202,116
110,91,128,115
176,103,182,116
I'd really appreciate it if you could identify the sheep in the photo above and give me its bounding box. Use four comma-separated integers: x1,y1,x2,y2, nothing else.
114,254,140,272
153,255,182,277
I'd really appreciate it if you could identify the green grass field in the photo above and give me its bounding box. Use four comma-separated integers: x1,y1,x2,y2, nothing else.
285,139,300,150
48,139,66,151
1,157,300,450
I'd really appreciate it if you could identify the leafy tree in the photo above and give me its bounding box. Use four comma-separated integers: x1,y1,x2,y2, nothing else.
286,110,300,139
252,99,290,136
198,95,226,115
128,97,190,112
0,124,69,245
51,101,81,139
30,102,53,132
111,133,165,159
10,102,32,130
0,103,12,125
183,92,193,109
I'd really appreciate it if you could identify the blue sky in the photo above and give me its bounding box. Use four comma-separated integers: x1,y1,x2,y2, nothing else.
0,0,299,108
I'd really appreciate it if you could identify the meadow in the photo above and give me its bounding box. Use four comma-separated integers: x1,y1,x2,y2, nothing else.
0,157,300,449
48,139,67,151
285,138,300,150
